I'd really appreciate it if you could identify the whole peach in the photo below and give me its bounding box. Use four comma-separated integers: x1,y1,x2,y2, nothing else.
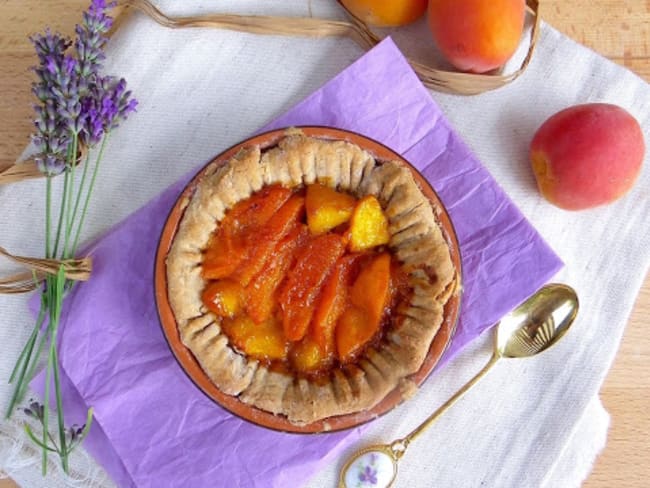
530,103,645,210
428,0,526,73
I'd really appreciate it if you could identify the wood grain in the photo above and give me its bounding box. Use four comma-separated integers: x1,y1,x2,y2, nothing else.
0,1,648,487
540,3,650,485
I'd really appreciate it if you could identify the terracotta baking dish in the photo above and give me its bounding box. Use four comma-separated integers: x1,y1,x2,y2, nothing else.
154,126,462,433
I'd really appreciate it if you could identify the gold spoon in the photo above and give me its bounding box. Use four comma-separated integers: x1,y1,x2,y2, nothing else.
338,283,579,488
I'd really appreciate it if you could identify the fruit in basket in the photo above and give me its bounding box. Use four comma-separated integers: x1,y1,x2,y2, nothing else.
428,0,526,73
340,0,427,27
530,103,645,210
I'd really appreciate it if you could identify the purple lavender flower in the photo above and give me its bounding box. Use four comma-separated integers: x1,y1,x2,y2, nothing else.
31,31,83,173
29,0,136,175
74,0,115,77
75,0,137,145
30,29,70,66
79,76,137,145
23,400,45,420
30,31,72,174
358,465,378,485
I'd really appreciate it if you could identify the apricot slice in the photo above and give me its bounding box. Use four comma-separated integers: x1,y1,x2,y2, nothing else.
290,338,330,373
336,253,391,361
202,234,246,280
233,195,305,286
202,185,292,280
305,184,357,235
279,234,346,342
348,195,390,252
311,255,361,355
336,306,374,362
224,184,293,231
201,280,245,318
350,253,391,321
245,225,309,324
221,315,288,361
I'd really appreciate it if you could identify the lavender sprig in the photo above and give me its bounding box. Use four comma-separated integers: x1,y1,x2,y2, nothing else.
30,31,74,175
82,76,138,145
30,0,136,174
75,0,115,77
23,401,94,459
7,0,136,476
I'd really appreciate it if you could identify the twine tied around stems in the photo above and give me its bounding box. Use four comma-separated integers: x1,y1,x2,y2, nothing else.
0,247,92,294
1,142,91,293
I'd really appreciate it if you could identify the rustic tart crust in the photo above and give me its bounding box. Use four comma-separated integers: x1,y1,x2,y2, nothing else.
167,129,456,425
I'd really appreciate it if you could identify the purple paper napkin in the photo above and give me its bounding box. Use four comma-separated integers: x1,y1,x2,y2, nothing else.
33,38,561,488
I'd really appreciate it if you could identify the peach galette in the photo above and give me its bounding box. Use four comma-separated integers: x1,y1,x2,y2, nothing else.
167,130,457,425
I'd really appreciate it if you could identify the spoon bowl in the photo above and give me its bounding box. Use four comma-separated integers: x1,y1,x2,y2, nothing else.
496,283,579,358
339,283,579,488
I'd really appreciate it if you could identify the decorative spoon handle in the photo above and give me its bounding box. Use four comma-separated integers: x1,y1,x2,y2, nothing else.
390,352,501,458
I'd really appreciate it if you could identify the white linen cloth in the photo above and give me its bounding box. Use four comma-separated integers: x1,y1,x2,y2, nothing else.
1,1,648,486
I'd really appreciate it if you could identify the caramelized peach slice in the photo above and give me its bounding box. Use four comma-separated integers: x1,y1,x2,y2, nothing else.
202,234,246,280
336,253,391,361
336,306,373,362
201,280,245,318
245,225,309,324
305,184,357,235
221,315,288,361
233,195,305,286
311,255,361,355
202,185,292,280
290,338,331,373
279,234,346,342
223,184,293,231
350,252,392,322
348,195,390,252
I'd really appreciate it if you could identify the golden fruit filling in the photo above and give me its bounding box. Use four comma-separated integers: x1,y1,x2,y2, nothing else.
200,183,410,376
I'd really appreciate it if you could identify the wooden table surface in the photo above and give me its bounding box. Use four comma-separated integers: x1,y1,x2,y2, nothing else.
1,1,648,487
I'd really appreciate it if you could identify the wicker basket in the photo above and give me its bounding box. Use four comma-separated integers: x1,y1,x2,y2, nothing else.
336,0,541,95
